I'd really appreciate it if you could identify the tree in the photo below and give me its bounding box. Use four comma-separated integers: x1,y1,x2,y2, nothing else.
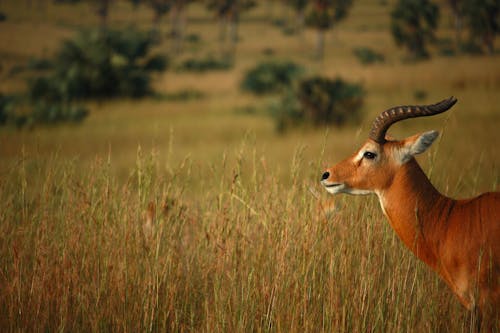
170,0,192,54
285,0,307,33
147,0,171,38
448,0,464,49
206,0,256,57
304,0,353,61
391,0,439,60
462,0,499,54
29,28,167,100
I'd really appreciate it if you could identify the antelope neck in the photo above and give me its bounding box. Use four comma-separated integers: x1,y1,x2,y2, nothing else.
376,159,453,271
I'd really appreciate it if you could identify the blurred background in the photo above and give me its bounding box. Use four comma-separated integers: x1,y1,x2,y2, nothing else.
1,1,499,331
0,0,498,189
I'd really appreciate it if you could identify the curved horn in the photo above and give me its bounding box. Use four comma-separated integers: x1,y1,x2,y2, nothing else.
369,96,458,143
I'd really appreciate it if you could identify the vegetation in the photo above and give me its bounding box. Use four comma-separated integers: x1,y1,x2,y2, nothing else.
284,0,308,34
447,0,464,49
391,0,440,60
241,60,304,95
0,27,167,128
445,0,499,55
206,0,257,56
305,0,353,60
147,0,172,37
267,76,364,132
177,55,233,72
0,93,16,125
296,76,364,126
352,47,385,65
33,27,167,99
462,0,500,54
0,0,498,331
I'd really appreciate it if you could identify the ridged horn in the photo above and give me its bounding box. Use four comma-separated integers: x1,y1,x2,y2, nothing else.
369,96,458,143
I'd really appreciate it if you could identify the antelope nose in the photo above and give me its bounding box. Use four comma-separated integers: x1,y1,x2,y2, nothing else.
321,171,330,181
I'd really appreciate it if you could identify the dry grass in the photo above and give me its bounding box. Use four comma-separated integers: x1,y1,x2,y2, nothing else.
0,142,476,332
0,0,499,331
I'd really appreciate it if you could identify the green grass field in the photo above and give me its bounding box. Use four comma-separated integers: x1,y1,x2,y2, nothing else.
0,0,499,331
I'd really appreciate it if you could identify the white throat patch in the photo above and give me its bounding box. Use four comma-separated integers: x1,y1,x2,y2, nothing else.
375,190,388,217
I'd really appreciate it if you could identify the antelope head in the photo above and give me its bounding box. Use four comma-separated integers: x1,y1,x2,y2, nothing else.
321,97,457,196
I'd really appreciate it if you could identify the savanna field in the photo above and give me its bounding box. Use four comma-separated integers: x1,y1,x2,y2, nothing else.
0,0,499,331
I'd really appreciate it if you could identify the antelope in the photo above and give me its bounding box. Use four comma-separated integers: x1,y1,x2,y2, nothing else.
320,97,500,327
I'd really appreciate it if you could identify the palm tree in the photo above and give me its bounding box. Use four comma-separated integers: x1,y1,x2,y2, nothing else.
305,0,352,61
285,0,307,33
206,0,255,57
391,0,439,60
448,0,464,49
147,0,171,38
462,0,499,54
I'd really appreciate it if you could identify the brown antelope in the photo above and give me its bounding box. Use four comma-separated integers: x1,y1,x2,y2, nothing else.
321,97,500,327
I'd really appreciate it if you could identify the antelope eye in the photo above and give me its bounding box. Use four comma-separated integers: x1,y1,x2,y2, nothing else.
363,151,377,160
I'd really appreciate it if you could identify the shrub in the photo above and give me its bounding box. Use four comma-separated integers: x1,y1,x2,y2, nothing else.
268,88,304,133
4,28,169,128
30,27,168,100
353,47,385,65
297,76,364,126
177,56,232,72
26,57,53,71
460,40,485,55
184,33,201,43
5,27,168,127
0,91,88,128
390,0,439,60
0,93,15,125
30,102,88,125
270,76,364,132
241,60,304,95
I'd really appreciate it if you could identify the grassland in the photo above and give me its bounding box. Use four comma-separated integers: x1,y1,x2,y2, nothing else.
0,0,499,332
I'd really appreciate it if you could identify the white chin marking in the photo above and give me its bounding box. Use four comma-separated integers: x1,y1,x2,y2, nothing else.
324,184,372,196
344,188,373,196
324,184,345,194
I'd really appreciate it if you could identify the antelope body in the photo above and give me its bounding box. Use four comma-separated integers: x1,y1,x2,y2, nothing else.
321,97,500,325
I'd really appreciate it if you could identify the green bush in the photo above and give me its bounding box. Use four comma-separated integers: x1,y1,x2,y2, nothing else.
297,77,364,126
270,76,364,132
30,27,168,100
390,0,439,60
30,102,88,125
177,56,232,72
26,57,53,71
241,60,304,95
7,27,168,127
184,33,201,43
0,93,15,125
460,40,485,55
0,92,88,128
353,47,385,64
268,89,304,133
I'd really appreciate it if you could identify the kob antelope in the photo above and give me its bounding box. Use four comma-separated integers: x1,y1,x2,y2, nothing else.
321,97,499,326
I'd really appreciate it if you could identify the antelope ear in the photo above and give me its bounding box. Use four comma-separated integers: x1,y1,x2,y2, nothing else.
397,130,439,164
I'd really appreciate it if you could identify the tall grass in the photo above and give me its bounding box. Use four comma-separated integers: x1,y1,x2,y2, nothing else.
0,140,476,332
0,0,498,331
